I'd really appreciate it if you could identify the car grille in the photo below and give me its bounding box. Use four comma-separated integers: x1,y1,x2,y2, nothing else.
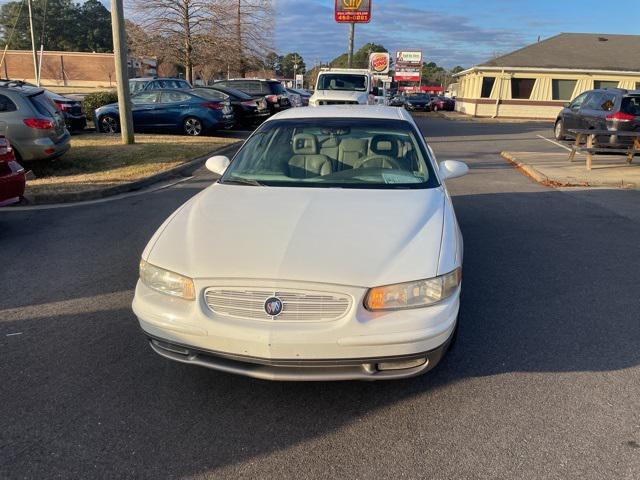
204,288,351,322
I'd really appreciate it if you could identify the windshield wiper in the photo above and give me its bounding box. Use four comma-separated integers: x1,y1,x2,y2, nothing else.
221,178,264,187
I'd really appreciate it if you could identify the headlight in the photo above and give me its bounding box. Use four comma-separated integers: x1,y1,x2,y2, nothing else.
139,259,195,300
364,268,461,311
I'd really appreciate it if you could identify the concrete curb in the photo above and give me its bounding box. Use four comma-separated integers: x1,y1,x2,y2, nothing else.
501,151,636,189
22,141,242,205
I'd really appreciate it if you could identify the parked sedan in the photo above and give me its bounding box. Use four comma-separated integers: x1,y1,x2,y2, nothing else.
404,93,432,111
555,88,640,145
285,88,303,107
200,86,269,127
389,94,407,107
132,106,469,381
429,96,455,112
95,89,234,136
0,136,26,207
290,88,312,106
45,90,86,131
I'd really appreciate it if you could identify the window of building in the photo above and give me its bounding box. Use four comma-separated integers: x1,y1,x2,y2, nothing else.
552,79,577,101
594,80,619,90
480,77,495,98
635,82,640,91
511,78,536,99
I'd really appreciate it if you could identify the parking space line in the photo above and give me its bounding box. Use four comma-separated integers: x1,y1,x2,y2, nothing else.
1,176,195,212
536,135,575,153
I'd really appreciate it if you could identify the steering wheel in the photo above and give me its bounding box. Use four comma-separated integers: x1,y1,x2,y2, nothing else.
354,155,404,170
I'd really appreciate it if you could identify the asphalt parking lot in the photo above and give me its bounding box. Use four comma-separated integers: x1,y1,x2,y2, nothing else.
1,116,639,479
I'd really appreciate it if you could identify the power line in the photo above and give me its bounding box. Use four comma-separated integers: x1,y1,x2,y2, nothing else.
0,0,27,70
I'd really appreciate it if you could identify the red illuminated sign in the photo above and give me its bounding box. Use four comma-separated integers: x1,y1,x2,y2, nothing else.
335,0,371,23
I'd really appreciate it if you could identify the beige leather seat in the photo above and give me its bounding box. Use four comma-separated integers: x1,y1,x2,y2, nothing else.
288,134,333,178
338,138,368,170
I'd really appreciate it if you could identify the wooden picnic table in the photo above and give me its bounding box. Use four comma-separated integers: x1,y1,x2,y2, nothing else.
567,129,640,170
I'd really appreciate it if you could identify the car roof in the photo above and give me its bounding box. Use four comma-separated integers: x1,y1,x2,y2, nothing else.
267,105,413,122
205,85,252,98
130,77,187,82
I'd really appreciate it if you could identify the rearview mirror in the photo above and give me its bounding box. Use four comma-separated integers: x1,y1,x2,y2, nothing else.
439,160,469,181
206,155,230,176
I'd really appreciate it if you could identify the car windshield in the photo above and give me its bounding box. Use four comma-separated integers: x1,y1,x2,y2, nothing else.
409,94,429,100
317,74,367,92
129,81,147,94
220,118,439,189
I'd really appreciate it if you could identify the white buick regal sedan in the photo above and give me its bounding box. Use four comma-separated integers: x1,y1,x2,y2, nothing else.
132,106,469,381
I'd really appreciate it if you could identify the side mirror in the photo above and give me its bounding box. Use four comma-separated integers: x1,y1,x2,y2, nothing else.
439,160,469,181
371,87,380,96
205,155,230,176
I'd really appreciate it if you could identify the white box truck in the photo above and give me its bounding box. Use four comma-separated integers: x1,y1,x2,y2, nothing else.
309,69,380,106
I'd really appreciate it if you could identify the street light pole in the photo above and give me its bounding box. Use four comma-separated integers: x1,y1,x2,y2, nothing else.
347,23,355,68
110,0,134,145
27,0,38,83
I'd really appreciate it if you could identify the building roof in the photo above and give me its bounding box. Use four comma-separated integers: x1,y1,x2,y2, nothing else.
479,33,640,73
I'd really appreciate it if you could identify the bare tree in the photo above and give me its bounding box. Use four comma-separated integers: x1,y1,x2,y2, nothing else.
128,0,214,84
212,0,274,77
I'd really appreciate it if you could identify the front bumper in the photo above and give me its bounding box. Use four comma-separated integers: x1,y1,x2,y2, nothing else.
133,279,460,381
146,332,453,381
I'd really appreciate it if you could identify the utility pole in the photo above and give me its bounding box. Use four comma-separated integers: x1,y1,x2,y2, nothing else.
110,0,134,145
347,23,355,68
27,0,38,83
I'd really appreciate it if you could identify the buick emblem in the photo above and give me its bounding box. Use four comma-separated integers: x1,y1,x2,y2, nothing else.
264,297,283,317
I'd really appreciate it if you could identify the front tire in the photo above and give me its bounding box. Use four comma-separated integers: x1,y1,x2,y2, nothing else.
183,117,203,136
99,114,119,134
554,119,566,141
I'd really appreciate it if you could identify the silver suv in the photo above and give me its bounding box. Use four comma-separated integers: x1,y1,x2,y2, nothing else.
0,81,70,162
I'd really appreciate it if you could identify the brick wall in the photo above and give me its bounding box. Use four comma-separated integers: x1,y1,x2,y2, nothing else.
1,50,116,88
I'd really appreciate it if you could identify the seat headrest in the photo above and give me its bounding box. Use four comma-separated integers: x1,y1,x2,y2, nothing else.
292,134,318,155
370,135,399,157
340,138,367,152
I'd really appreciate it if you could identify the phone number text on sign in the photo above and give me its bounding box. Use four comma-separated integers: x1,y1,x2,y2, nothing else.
335,0,372,23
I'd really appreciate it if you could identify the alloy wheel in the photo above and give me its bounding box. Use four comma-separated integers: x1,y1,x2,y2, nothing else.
100,115,118,134
184,118,203,136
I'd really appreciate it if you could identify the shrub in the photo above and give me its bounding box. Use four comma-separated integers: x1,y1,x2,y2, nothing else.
82,91,118,122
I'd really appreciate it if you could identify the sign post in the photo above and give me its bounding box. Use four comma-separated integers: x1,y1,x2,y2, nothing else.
335,1,372,68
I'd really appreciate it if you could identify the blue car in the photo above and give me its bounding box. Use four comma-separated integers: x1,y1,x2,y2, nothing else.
95,89,235,136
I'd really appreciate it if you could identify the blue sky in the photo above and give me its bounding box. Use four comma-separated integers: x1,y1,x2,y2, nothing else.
274,0,640,68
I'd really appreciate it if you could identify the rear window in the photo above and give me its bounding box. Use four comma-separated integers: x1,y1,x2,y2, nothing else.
29,92,57,117
267,82,286,95
193,88,228,101
621,96,640,116
218,87,252,100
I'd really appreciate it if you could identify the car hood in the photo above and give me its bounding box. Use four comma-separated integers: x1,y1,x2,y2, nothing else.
311,90,368,102
146,184,446,287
